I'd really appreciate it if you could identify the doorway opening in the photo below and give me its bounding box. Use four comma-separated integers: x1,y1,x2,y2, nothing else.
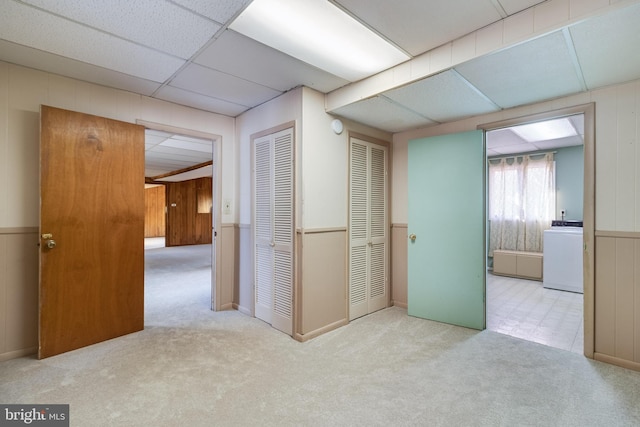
142,125,222,324
485,112,586,354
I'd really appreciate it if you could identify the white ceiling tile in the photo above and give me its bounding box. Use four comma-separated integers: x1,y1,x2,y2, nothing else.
172,0,252,24
154,85,249,117
333,96,437,133
487,129,527,149
569,2,640,89
455,31,584,109
172,134,215,144
384,70,500,122
194,30,349,93
0,1,185,82
21,0,220,58
0,39,162,96
168,63,282,107
335,0,503,56
145,129,173,139
160,138,212,154
148,145,211,162
568,114,584,135
145,149,205,165
145,134,169,148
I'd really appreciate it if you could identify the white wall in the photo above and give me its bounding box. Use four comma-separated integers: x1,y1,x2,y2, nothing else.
234,87,302,314
392,78,640,233
302,87,391,230
235,87,303,226
0,62,237,228
0,61,237,360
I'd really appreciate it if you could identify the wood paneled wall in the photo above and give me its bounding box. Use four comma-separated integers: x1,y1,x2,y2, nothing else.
166,177,212,246
594,232,640,370
144,185,165,237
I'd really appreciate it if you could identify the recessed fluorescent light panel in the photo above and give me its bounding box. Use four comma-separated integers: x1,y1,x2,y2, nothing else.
510,117,577,142
230,0,410,81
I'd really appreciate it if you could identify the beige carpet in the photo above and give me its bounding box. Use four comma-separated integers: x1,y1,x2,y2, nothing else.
1,245,639,426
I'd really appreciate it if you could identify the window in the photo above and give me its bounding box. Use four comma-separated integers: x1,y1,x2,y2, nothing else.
489,153,555,254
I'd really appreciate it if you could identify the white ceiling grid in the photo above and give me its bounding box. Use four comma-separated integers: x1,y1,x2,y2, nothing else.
1,0,640,176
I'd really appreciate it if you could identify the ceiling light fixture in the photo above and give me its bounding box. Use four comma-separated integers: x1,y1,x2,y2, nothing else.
229,0,410,81
510,117,577,142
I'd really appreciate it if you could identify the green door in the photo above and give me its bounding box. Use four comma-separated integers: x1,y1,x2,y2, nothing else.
407,130,486,330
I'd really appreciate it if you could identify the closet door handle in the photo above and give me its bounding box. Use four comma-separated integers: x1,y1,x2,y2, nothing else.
409,234,416,242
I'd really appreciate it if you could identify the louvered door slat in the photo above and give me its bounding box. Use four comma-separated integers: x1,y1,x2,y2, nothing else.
349,140,370,320
370,146,385,239
254,136,273,324
271,129,294,335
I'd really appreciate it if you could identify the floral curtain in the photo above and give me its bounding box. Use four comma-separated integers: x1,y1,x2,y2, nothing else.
489,153,555,255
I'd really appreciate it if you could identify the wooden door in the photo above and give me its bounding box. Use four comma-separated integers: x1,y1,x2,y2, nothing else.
166,178,212,246
39,105,145,358
407,130,486,330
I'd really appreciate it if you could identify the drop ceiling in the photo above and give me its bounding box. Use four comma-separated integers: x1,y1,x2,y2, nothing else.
144,130,213,181
486,114,584,157
1,0,639,171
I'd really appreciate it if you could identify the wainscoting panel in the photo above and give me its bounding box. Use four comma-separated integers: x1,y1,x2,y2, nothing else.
391,224,408,308
298,229,348,338
0,229,39,361
220,224,236,310
234,224,253,316
594,232,640,370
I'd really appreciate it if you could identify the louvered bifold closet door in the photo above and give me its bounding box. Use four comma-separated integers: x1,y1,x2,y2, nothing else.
271,129,294,335
368,144,388,314
254,135,274,325
349,138,388,321
350,141,369,320
253,128,294,335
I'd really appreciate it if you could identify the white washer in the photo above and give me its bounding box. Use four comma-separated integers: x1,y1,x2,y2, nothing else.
543,227,583,293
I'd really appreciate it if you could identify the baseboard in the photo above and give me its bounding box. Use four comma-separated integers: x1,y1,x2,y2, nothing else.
233,303,252,317
0,347,37,362
392,301,408,309
594,352,640,372
293,318,349,342
219,302,234,311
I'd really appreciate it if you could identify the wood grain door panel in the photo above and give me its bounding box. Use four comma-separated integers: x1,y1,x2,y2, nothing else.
39,106,145,359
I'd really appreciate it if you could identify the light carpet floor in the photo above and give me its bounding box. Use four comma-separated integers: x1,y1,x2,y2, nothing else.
1,244,639,426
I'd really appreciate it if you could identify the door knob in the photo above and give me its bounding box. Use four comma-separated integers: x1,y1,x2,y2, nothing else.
46,239,56,249
409,233,416,242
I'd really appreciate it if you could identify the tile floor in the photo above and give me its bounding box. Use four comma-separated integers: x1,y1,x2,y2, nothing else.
486,272,584,354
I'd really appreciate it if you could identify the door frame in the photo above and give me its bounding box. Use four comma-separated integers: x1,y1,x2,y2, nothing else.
348,132,391,321
137,120,223,311
479,103,595,358
249,121,297,330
